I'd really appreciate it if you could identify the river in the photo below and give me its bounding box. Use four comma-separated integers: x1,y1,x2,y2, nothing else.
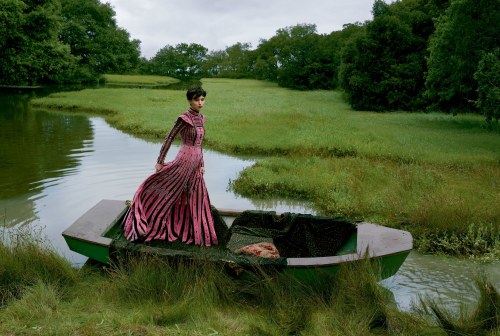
0,92,498,314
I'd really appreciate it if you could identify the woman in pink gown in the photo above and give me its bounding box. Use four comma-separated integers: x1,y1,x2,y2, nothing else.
123,86,218,246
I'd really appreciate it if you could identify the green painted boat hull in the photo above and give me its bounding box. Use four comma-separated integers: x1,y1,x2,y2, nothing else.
63,200,412,281
64,236,111,264
283,250,411,282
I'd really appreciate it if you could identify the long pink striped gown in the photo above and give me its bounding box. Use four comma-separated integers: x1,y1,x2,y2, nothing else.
122,108,218,246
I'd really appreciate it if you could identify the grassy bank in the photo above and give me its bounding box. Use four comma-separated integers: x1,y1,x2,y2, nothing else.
103,74,179,87
31,77,500,258
1,236,498,335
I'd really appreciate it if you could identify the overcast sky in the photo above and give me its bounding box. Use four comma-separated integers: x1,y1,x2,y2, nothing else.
105,0,384,59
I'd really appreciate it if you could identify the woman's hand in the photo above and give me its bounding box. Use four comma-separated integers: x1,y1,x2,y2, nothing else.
155,163,163,172
200,166,205,174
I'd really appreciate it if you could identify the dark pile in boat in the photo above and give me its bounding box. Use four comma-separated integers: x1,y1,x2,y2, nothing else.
225,210,357,258
110,208,357,263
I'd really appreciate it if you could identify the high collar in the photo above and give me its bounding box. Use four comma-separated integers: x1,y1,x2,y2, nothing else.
188,107,200,115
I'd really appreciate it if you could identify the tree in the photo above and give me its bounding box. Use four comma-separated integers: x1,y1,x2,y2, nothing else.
149,43,208,79
0,0,77,85
251,37,279,81
474,49,500,124
203,50,226,77
0,0,140,85
60,0,141,81
203,43,254,79
340,0,439,111
222,43,254,78
0,0,28,84
252,23,340,90
425,0,500,112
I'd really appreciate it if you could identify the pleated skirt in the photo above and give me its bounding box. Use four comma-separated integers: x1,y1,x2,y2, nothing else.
123,145,218,246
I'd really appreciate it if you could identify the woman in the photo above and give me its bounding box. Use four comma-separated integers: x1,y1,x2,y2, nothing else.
123,86,218,246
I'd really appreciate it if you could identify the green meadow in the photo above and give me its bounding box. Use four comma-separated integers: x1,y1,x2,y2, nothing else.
31,77,500,258
103,74,180,87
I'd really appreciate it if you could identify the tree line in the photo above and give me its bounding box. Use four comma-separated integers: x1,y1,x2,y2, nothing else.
1,0,498,123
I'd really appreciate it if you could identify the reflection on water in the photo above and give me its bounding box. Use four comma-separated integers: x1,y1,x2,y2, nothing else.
0,94,93,226
0,94,498,314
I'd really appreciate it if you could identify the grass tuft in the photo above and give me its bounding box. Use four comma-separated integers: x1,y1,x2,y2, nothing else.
108,254,238,310
3,281,61,322
0,227,77,306
422,276,499,335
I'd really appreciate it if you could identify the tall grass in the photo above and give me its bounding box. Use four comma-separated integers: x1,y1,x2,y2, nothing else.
0,227,77,307
30,78,500,257
87,254,437,335
2,236,497,335
421,276,499,335
109,255,237,307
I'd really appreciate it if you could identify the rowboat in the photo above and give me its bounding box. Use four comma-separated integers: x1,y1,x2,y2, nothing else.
62,199,412,281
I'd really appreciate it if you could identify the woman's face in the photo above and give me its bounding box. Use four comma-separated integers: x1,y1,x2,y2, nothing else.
189,96,206,112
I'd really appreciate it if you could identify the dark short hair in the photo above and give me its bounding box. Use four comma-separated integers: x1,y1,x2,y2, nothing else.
186,86,207,100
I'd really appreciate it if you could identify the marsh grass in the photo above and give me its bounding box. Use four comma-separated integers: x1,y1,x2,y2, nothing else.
2,236,497,335
3,281,61,321
0,226,77,307
105,253,434,335
30,78,500,257
109,255,237,307
421,276,499,335
32,78,500,164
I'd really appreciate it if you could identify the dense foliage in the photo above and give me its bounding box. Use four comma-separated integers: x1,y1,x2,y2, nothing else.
0,0,77,85
59,0,141,82
146,43,208,80
425,0,499,113
474,49,500,124
202,42,254,79
339,0,435,111
254,24,339,90
0,0,140,85
1,0,498,122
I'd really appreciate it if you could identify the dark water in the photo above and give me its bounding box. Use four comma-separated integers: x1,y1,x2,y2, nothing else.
0,93,498,314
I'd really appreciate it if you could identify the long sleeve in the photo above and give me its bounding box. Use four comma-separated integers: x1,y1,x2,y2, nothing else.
156,118,186,164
